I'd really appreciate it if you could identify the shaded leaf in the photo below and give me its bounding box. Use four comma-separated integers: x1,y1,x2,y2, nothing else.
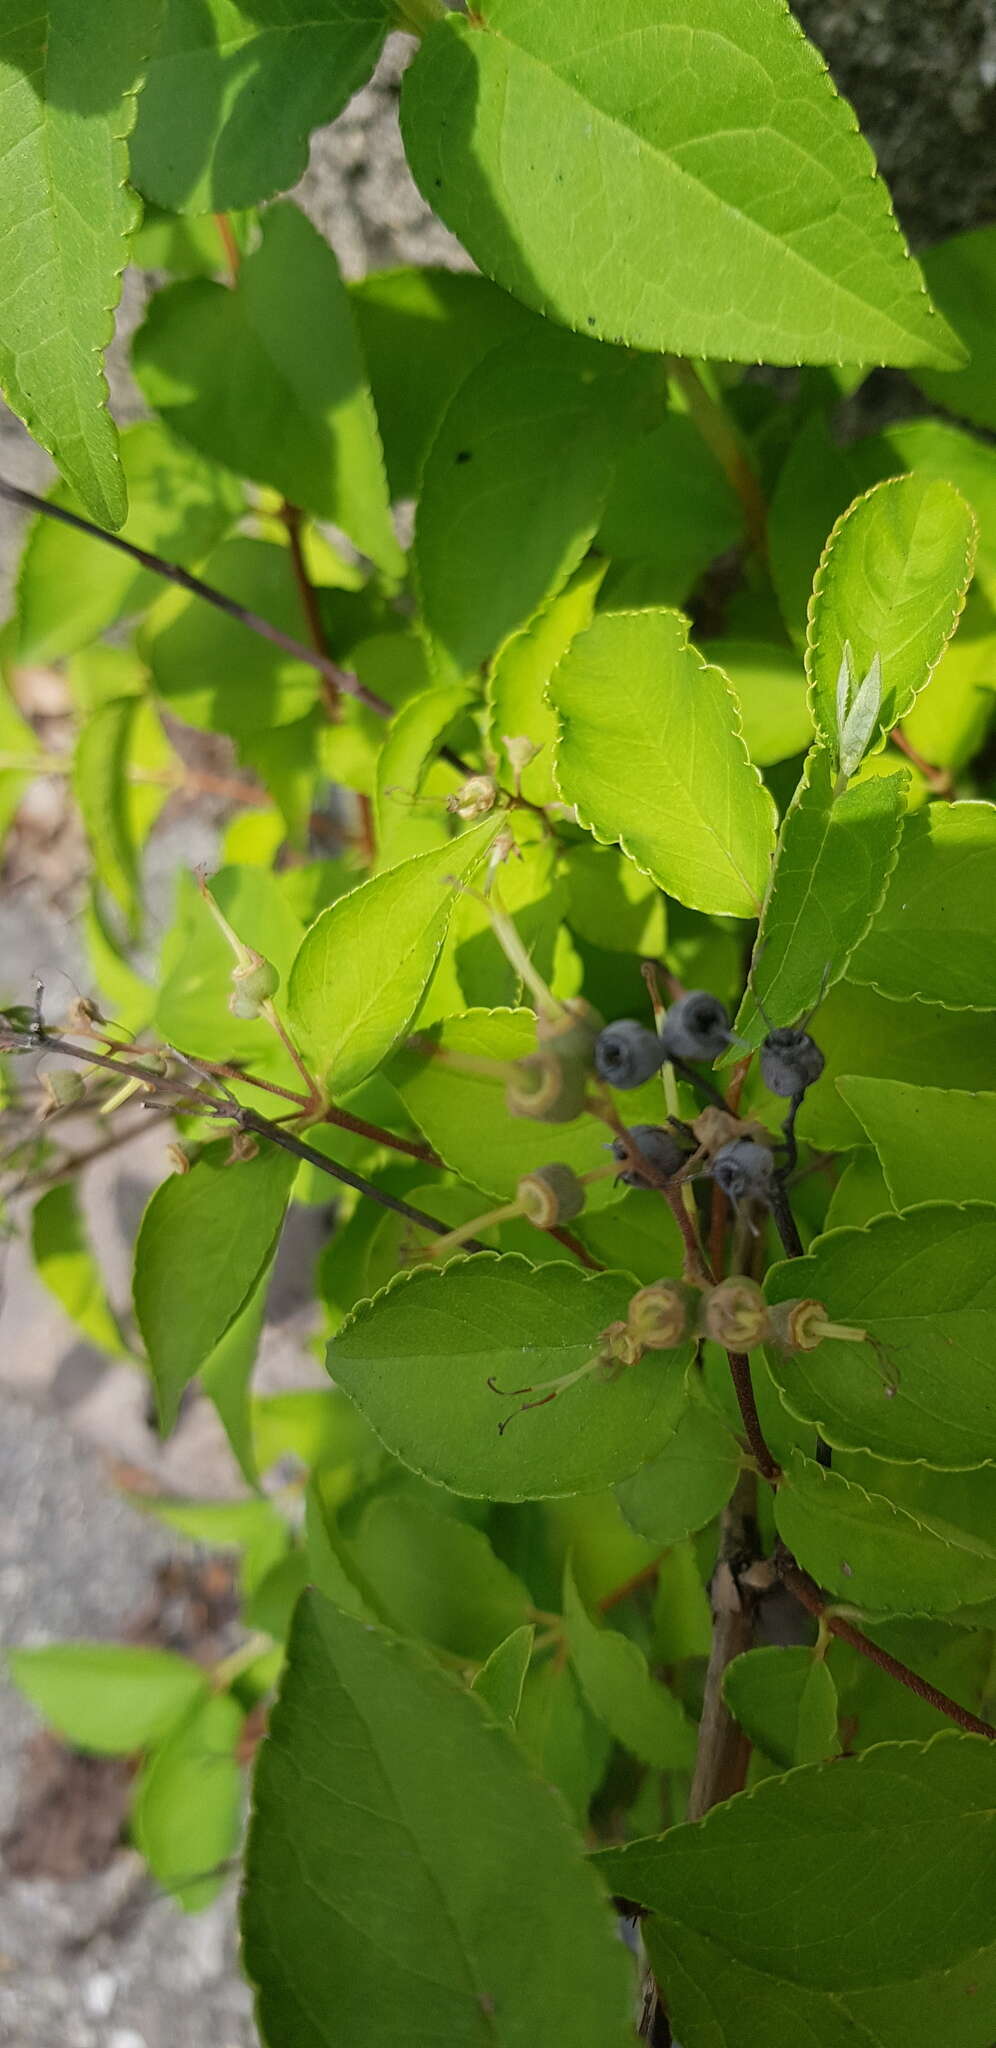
849,800,996,1010
838,1077,996,1209
564,1560,696,1770
913,225,996,433
776,1450,996,1617
143,537,325,737
615,1394,740,1548
794,980,996,1151
472,1625,534,1724
723,1645,839,1767
200,1259,273,1489
349,1494,532,1662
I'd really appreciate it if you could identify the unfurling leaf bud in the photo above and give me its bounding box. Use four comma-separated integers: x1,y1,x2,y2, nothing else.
536,997,603,1062
446,774,498,820
505,1052,588,1123
37,1068,85,1118
627,1280,699,1350
517,1163,586,1228
228,951,280,1020
702,1277,771,1350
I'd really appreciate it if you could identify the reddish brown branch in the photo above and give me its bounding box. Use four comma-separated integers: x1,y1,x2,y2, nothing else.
727,1351,781,1482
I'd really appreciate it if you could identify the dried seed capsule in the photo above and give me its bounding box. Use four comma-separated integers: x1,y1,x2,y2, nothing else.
610,1124,691,1188
760,1027,825,1099
660,991,733,1062
627,1279,699,1350
505,1052,589,1123
37,1068,86,1117
594,1019,666,1089
599,1319,643,1369
710,1137,775,1204
702,1277,771,1349
517,1163,587,1228
446,774,498,820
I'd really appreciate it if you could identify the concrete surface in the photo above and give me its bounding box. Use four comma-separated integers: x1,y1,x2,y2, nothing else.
2,14,995,2046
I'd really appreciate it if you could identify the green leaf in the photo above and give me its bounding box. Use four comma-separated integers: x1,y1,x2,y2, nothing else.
564,843,666,958
8,1643,206,1754
305,1483,377,1621
133,204,400,575
135,1495,290,1596
242,1592,634,2048
879,418,996,613
415,329,642,684
807,475,978,765
200,1259,272,1489
325,1254,691,1500
596,408,741,602
723,1646,839,1768
764,1204,996,1467
134,1139,298,1430
517,1658,610,1825
350,265,537,502
702,640,814,767
400,0,960,369
902,593,996,776
286,821,497,1095
0,2,162,524
132,1691,243,1911
913,226,996,433
142,537,324,737
471,1624,534,1724
155,863,304,1078
82,887,156,1035
769,412,885,644
374,679,471,872
72,694,172,932
734,749,908,1048
349,1495,532,1661
848,801,996,1010
30,1182,128,1358
574,1187,684,1288
254,1388,378,1477
775,1450,996,1617
555,610,776,916
601,1735,996,2047
16,421,243,663
824,1148,895,1232
487,563,604,810
615,1394,741,1547
564,1559,695,1770
794,980,996,1151
838,1078,996,1210
130,204,255,278
130,0,389,213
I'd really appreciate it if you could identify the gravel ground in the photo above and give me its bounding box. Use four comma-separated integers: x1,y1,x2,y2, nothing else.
1,13,995,2046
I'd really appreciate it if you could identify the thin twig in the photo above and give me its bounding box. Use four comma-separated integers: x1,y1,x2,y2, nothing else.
726,1352,781,1482
281,499,340,719
890,726,954,798
598,1556,664,1613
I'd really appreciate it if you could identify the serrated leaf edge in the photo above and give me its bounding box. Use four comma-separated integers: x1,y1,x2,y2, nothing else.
777,1448,996,1620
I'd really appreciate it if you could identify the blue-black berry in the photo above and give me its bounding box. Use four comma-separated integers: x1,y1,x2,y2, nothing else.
661,991,733,1063
760,1027,825,1099
595,1020,665,1090
710,1137,775,1204
611,1124,690,1188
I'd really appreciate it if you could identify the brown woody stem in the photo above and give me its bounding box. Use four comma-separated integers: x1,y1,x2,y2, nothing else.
727,1351,781,1482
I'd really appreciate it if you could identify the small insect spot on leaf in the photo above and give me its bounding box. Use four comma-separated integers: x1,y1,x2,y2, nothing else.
840,1561,853,1578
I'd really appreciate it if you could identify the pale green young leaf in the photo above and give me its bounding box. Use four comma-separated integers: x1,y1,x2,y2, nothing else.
349,1495,532,1662
200,1260,272,1490
913,226,996,433
848,800,996,1010
775,1450,996,1617
31,1182,128,1359
142,538,324,737
517,1658,610,1826
135,1495,290,1597
701,640,814,767
132,1691,243,1911
82,889,156,1036
374,679,471,871
130,0,389,213
452,833,572,1013
651,1543,712,1665
242,1593,635,2048
565,843,667,959
615,1394,741,1548
287,820,497,1094
155,864,304,1079
133,204,401,576
326,1254,691,1500
902,594,996,775
733,749,908,1048
723,1646,839,1768
400,0,960,369
564,1559,696,1770
255,1388,379,1478
8,1644,206,1755
764,1204,996,1467
552,609,776,917
471,1625,534,1725
487,562,604,809
837,1077,996,1210
793,980,996,1151
16,422,243,663
769,413,886,644
72,695,171,933
134,1140,298,1430
415,330,643,685
807,475,978,763
0,2,162,526
879,419,996,611
130,205,255,278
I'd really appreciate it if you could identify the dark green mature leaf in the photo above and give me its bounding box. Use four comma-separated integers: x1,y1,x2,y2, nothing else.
552,610,776,917
31,1182,128,1358
133,1691,243,1910
849,801,996,1010
243,1593,635,2048
723,1646,839,1768
287,820,497,1094
575,1188,684,1287
601,1736,996,2046
596,408,741,602
0,2,162,525
200,1260,272,1488
349,1494,532,1661
764,1204,996,1466
471,1625,534,1724
415,329,641,684
8,1644,206,1754
517,1658,610,1824
16,422,243,663
130,0,389,213
326,1255,691,1500
134,1141,298,1430
838,1078,996,1209
795,980,996,1151
615,1393,741,1547
400,0,960,369
769,413,884,644
133,204,401,575
913,226,996,433
564,1561,696,1770
776,1451,996,1616
142,537,326,737
807,476,977,765
734,749,908,1047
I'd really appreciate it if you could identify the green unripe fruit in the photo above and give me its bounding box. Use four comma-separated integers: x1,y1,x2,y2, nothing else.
505,1053,589,1123
517,1163,586,1228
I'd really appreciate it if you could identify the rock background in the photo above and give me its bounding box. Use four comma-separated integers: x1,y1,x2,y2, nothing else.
1,12,994,2045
